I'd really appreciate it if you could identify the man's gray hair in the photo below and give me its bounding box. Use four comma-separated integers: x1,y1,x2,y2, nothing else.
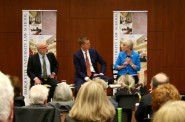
29,85,49,104
36,41,46,50
0,71,14,122
151,72,170,89
53,82,73,101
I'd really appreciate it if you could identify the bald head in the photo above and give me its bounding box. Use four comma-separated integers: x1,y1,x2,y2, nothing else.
155,73,169,83
151,73,169,89
37,42,46,50
37,42,48,55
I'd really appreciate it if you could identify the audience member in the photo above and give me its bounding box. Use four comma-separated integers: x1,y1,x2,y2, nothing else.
153,100,185,122
9,75,25,107
116,74,135,91
27,41,59,102
0,71,14,122
115,74,138,122
14,84,61,122
29,85,49,106
65,81,115,122
114,39,141,84
93,78,118,108
152,83,180,112
73,36,112,95
135,72,170,122
49,82,74,113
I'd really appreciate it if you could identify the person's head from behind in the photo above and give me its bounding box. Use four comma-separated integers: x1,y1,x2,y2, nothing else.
69,81,115,122
0,71,14,122
152,83,180,112
117,74,135,89
29,85,49,105
153,100,185,122
120,39,133,51
53,82,73,102
92,78,108,93
150,72,170,90
9,75,21,97
78,36,90,51
37,41,48,55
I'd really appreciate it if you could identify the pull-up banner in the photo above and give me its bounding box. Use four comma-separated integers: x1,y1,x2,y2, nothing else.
113,11,147,85
22,10,57,105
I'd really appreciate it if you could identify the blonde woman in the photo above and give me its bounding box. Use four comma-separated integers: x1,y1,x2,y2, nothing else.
66,81,115,122
153,100,185,122
115,74,137,95
117,74,135,89
93,78,118,108
115,74,138,122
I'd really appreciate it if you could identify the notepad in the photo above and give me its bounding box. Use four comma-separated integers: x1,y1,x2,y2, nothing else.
109,84,121,88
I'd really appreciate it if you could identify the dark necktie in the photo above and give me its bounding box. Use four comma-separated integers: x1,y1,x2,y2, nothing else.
42,55,47,80
85,52,91,77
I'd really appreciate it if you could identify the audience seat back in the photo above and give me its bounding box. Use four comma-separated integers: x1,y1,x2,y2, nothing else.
14,106,61,122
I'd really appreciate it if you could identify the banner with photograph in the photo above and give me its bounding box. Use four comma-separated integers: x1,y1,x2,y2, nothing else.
113,11,147,85
22,10,57,105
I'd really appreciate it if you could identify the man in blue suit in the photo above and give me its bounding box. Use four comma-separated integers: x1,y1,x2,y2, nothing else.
73,36,112,94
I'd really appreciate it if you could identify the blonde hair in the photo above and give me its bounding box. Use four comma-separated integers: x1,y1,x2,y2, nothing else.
153,100,185,122
117,74,135,89
152,83,180,112
93,78,108,90
120,39,133,50
69,81,115,122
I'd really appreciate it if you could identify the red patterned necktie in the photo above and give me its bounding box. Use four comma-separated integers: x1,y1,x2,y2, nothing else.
85,52,91,77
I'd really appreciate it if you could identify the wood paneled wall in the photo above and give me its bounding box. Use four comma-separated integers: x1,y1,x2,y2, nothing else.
1,0,185,93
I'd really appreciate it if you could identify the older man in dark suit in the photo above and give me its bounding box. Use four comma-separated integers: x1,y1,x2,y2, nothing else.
135,72,170,122
73,36,112,94
27,41,59,102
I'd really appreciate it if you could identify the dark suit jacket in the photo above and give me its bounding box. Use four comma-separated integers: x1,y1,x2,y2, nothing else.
14,104,61,122
48,101,74,113
73,48,106,80
27,52,59,84
135,93,152,122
